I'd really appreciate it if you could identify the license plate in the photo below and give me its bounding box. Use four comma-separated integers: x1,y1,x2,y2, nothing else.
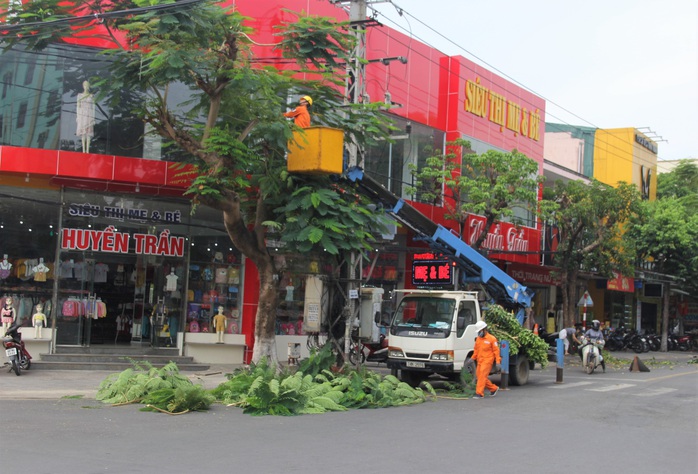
5,347,17,357
406,361,425,368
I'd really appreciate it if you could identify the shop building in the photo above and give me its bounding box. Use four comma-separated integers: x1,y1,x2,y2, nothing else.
544,123,671,332
1,0,551,363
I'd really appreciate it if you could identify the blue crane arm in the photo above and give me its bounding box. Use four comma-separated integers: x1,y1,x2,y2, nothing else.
346,166,532,323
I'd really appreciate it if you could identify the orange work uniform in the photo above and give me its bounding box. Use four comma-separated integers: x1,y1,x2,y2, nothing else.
472,332,501,397
283,104,310,128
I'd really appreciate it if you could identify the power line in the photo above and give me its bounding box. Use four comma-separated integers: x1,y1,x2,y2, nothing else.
368,1,665,168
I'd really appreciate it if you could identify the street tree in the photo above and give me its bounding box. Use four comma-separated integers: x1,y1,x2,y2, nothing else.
656,160,698,212
541,179,641,328
409,139,543,250
627,198,698,348
2,0,394,365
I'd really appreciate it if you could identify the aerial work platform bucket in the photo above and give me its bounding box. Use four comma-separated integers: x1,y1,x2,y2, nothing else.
287,126,344,175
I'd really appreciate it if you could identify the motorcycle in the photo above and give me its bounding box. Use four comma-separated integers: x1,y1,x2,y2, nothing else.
349,334,388,365
2,322,32,376
580,335,605,374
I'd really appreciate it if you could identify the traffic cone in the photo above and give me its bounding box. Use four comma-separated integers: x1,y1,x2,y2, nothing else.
533,324,539,335
629,355,650,372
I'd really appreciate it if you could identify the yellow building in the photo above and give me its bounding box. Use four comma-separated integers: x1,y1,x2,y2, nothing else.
593,128,658,200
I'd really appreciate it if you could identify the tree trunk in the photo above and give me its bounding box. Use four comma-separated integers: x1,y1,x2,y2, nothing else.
251,257,280,365
560,269,580,328
219,204,281,367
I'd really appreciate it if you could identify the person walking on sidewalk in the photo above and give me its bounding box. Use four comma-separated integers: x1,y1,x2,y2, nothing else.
472,320,501,399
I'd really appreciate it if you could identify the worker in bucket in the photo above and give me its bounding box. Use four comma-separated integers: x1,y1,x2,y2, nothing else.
472,320,501,399
283,95,312,128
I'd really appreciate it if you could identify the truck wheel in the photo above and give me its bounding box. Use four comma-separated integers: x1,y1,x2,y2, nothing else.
509,356,529,386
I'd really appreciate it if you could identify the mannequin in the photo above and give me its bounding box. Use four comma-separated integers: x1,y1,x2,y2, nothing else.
76,80,95,153
1,296,16,334
32,303,47,339
0,255,11,280
212,306,227,344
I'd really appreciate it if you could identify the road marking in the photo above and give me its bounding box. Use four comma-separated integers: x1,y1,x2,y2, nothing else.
549,381,594,389
633,387,678,397
643,370,698,383
586,383,635,392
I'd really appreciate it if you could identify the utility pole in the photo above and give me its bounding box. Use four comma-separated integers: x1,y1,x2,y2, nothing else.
333,0,386,363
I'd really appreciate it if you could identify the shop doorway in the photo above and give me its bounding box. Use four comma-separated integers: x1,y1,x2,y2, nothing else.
55,252,183,347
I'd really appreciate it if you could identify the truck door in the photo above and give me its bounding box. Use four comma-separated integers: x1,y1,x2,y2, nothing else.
455,301,479,363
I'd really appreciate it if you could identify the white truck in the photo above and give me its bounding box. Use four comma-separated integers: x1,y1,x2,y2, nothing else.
346,167,534,386
386,289,531,386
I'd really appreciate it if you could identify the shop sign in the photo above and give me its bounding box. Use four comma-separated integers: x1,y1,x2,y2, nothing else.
61,226,185,257
412,260,453,286
464,77,541,142
467,216,531,254
508,263,561,286
68,202,182,223
607,272,635,293
635,134,658,154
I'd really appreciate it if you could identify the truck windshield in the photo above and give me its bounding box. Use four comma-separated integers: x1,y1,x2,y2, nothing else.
390,297,456,338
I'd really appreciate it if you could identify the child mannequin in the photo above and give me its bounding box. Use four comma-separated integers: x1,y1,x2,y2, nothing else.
1,296,16,335
32,303,47,339
212,306,227,344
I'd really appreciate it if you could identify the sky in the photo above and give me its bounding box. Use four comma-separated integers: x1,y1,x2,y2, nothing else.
369,0,697,162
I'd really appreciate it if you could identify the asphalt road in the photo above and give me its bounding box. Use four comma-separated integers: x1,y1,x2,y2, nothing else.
1,357,696,473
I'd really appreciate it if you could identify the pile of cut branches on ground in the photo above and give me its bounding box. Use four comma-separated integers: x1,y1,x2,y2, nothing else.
210,345,434,415
96,361,214,414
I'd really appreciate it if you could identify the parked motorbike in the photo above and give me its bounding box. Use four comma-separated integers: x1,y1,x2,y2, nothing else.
645,331,661,352
2,322,32,376
675,334,693,351
580,335,605,374
349,334,388,365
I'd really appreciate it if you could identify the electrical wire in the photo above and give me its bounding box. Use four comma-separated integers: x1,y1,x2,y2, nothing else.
370,1,663,167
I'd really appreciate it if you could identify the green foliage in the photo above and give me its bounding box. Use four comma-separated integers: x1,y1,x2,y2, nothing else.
408,139,542,248
275,10,354,72
141,385,215,414
271,180,388,255
484,305,549,367
96,361,199,407
211,353,430,416
541,179,641,278
627,197,698,294
656,161,698,210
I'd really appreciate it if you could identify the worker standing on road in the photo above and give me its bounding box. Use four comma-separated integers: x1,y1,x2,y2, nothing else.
283,95,312,128
472,320,501,399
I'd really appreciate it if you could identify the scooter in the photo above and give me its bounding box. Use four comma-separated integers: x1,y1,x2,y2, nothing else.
580,335,605,374
3,322,32,376
349,334,388,365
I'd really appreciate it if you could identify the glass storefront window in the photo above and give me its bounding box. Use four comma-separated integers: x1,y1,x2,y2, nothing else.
0,186,60,328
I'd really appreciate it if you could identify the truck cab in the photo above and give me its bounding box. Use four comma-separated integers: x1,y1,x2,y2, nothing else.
387,290,482,386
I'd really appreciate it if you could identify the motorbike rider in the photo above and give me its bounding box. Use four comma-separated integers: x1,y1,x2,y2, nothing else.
471,321,501,399
582,319,605,372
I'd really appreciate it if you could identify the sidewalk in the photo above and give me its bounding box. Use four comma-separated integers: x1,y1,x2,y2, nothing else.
1,352,695,400
0,364,242,400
